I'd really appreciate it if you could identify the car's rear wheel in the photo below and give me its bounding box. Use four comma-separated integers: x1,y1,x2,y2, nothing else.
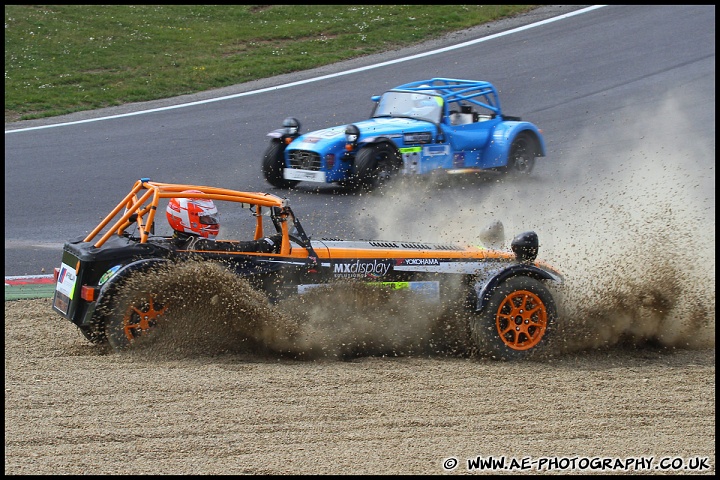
105,288,168,351
506,133,536,175
262,142,299,189
470,276,557,360
354,143,402,190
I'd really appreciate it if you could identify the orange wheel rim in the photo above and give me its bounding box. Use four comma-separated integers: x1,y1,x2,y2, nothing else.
122,294,167,342
495,289,547,351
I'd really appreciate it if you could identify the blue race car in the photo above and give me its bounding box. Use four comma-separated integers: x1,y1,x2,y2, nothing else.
262,78,546,190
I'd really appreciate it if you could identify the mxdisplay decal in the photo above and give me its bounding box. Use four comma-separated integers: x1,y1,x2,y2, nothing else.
333,259,392,278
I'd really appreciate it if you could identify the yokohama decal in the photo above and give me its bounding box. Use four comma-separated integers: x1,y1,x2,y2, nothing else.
397,258,440,266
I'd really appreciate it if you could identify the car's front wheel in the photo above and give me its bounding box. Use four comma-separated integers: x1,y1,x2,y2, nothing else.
470,276,557,360
105,288,168,351
506,133,536,175
354,143,402,190
262,142,299,189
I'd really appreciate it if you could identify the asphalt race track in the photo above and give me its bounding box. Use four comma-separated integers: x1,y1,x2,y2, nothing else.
5,5,714,278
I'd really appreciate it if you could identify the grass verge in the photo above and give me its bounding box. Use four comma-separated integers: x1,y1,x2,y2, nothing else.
5,5,535,122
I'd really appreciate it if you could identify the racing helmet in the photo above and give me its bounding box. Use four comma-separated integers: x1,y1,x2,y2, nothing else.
166,190,219,239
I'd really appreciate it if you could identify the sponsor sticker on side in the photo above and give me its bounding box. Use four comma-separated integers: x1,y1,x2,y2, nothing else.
55,263,77,298
297,280,440,301
99,265,122,286
379,280,440,302
53,262,77,314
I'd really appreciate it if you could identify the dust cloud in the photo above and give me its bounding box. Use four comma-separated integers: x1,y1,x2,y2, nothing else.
359,91,715,354
116,91,713,360
118,261,472,360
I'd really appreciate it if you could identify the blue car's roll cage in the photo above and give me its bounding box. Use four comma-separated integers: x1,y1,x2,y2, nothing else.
371,78,503,118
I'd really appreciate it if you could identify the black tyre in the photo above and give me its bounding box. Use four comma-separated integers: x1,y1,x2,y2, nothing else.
354,143,402,190
470,276,557,360
105,287,169,351
506,133,536,175
262,142,299,189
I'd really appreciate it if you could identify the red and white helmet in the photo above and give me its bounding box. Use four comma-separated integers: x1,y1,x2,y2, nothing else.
166,190,219,239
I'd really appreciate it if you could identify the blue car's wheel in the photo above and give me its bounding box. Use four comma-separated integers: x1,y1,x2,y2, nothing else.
507,133,536,175
354,143,402,190
262,142,299,189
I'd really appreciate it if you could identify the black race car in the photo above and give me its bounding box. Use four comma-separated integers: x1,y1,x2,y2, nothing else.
52,178,563,359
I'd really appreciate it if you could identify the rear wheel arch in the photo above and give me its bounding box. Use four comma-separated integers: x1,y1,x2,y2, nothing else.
506,131,538,175
518,129,543,152
94,259,171,350
105,283,168,351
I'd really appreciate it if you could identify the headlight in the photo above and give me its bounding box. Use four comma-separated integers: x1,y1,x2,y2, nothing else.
345,124,360,143
511,231,539,263
282,117,300,136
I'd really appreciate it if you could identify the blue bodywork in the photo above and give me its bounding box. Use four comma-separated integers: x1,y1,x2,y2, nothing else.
264,78,546,187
